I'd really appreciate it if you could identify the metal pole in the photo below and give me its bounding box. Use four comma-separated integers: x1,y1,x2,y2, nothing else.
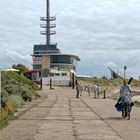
50,78,52,89
0,68,1,109
103,90,106,99
72,73,75,89
124,69,125,79
46,0,50,45
124,66,127,79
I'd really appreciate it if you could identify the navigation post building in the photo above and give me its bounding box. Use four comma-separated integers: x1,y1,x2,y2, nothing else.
31,0,80,86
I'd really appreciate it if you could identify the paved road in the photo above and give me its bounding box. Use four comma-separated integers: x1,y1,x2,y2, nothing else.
0,87,140,140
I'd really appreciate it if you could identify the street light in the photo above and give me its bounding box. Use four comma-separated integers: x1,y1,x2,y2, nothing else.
124,66,127,79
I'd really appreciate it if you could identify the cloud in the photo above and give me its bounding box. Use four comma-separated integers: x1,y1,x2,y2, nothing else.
0,49,31,69
0,0,140,78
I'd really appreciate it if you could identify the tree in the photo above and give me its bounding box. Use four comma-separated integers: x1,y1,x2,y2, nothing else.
12,64,29,74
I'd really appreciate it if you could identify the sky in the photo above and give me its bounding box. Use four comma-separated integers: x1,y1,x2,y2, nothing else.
0,0,140,79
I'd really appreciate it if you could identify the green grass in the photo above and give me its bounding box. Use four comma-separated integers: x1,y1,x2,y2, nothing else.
0,110,17,130
0,71,40,125
0,119,9,130
2,71,37,90
78,77,140,88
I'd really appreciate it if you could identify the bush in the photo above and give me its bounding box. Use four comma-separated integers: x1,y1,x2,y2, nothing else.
5,101,15,114
1,71,39,109
3,84,19,95
10,95,25,109
2,71,37,90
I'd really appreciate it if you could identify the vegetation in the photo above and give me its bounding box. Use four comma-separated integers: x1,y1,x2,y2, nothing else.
77,77,140,101
77,77,140,89
12,64,29,74
0,71,40,129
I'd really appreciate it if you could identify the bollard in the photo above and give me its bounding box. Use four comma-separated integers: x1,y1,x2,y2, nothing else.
103,88,108,99
103,90,106,99
40,78,42,90
50,78,52,90
72,73,75,89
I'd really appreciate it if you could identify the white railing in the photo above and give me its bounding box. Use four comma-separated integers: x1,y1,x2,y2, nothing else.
42,77,70,86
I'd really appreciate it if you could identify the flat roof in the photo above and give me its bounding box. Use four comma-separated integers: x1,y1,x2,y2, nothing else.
31,53,80,61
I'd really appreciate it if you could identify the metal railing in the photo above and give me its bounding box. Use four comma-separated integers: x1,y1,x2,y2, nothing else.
40,24,56,28
40,16,56,21
40,30,56,35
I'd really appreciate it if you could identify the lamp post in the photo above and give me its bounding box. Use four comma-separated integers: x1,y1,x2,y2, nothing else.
124,66,127,79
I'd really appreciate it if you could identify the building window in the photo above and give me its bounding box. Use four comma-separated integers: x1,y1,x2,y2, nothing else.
55,73,60,76
35,56,42,61
50,55,74,64
50,73,54,76
50,65,74,70
33,65,42,70
62,73,67,76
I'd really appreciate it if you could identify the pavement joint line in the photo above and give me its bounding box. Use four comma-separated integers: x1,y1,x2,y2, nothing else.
68,97,79,140
34,93,59,136
80,97,125,140
17,119,73,121
35,106,55,107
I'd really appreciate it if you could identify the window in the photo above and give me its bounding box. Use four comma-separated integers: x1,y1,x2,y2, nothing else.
50,55,74,64
50,65,74,69
35,56,42,61
55,73,60,76
62,73,67,76
50,73,54,76
33,65,42,70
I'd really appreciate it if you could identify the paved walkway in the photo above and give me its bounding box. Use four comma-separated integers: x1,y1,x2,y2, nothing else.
0,87,140,140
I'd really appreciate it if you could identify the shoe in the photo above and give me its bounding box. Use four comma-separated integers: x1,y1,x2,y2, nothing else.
127,114,130,120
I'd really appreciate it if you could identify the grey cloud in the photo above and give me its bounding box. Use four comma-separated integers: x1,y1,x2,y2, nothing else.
1,0,140,78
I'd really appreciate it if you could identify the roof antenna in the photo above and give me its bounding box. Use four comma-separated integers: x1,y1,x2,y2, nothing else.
40,0,56,46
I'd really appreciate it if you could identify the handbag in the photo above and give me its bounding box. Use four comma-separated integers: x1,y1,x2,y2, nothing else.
115,102,124,111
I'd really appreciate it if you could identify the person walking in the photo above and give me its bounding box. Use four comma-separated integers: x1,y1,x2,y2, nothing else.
120,79,133,120
87,86,91,96
75,80,80,98
94,83,101,99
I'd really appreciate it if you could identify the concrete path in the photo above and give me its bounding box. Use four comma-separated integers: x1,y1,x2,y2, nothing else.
0,87,140,140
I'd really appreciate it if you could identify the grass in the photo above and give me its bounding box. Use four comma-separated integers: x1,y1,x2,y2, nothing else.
0,119,9,130
77,77,140,99
0,111,17,130
134,101,140,107
78,77,140,89
0,71,41,129
2,71,37,90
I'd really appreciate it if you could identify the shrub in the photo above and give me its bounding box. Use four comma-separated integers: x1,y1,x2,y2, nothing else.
10,95,25,109
5,101,15,114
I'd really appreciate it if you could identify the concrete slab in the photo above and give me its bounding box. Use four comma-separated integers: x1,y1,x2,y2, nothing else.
2,87,139,140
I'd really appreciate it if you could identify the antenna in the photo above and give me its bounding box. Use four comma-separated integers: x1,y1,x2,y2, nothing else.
40,0,56,46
